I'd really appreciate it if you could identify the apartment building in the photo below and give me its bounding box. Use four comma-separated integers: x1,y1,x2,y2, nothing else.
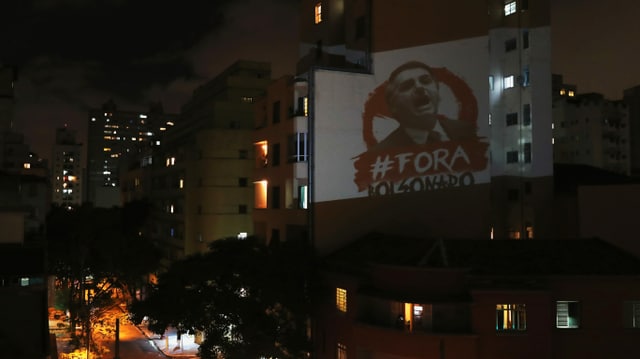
148,60,271,261
316,235,640,359
51,126,83,208
87,100,177,207
252,75,309,245
276,0,552,254
553,93,630,175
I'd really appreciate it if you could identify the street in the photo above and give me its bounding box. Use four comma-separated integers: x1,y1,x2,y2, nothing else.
54,305,198,359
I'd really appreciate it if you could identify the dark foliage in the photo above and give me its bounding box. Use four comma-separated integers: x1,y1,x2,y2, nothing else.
130,236,313,359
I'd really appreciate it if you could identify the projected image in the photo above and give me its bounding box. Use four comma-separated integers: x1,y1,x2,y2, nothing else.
353,61,489,196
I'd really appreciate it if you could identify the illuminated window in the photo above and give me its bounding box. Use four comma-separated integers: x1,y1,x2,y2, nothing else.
508,230,521,239
525,225,534,239
314,3,322,24
556,301,580,328
303,97,308,116
103,147,111,152
298,185,308,209
568,90,575,97
255,141,268,167
560,89,566,96
504,1,516,16
254,180,268,209
241,96,254,103
504,75,515,89
336,287,347,312
337,343,347,359
23,163,30,169
179,178,184,189
623,301,640,328
496,304,526,331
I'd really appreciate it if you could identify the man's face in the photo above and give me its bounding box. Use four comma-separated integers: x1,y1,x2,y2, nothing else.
389,67,439,129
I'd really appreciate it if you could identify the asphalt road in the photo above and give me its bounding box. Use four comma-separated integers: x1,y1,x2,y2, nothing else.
112,317,167,359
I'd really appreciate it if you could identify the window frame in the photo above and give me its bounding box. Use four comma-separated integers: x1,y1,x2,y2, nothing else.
336,287,347,313
496,303,527,331
504,75,515,89
556,301,581,329
506,150,519,164
314,3,322,24
504,1,517,16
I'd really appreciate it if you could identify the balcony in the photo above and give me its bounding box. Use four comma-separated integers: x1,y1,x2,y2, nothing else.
353,322,478,359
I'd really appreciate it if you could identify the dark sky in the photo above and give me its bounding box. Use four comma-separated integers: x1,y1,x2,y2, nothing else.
2,0,639,163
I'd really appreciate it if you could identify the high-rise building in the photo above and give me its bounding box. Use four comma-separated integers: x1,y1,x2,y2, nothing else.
87,100,177,207
51,126,83,208
0,64,16,131
553,93,630,175
252,75,309,245
260,0,553,254
623,85,640,177
148,60,271,262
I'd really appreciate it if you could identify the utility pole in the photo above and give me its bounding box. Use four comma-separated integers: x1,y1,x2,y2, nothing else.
114,318,120,359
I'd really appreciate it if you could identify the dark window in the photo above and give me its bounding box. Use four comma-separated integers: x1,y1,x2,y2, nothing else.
316,40,322,59
271,228,280,243
506,112,518,126
355,16,365,39
507,189,519,201
522,66,530,86
522,30,529,49
524,143,532,163
505,38,517,52
521,0,529,10
524,181,532,194
272,101,281,124
239,149,248,159
507,151,519,163
272,143,281,166
239,205,247,214
271,186,281,209
238,177,248,187
523,104,531,125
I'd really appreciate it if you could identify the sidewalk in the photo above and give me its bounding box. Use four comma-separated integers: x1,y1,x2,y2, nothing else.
136,322,199,358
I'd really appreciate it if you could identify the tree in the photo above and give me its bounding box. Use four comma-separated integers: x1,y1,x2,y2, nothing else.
46,200,163,339
130,236,313,359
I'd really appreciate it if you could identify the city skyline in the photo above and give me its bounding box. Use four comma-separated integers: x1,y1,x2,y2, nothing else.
2,0,639,163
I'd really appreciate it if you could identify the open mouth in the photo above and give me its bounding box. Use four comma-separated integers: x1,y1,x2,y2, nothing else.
413,94,433,111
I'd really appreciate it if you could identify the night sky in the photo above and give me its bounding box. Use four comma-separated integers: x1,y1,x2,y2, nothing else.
2,0,639,163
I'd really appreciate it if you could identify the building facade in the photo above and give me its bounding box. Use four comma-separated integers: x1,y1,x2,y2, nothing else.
316,236,640,359
252,75,310,245
87,100,177,207
147,60,271,262
285,0,554,255
553,93,630,175
51,126,83,208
